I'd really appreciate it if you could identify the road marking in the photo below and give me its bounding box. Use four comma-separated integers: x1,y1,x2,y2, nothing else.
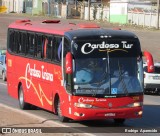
0,103,95,136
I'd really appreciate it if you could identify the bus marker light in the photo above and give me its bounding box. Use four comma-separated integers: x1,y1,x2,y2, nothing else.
138,111,143,115
133,102,142,107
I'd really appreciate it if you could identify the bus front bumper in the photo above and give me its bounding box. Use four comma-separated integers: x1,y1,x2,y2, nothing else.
70,107,142,121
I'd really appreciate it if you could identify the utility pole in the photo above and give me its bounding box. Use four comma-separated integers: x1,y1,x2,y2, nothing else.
88,0,90,20
157,0,160,29
13,0,14,12
48,0,51,16
75,0,77,16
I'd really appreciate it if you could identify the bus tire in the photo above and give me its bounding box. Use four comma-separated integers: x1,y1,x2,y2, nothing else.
57,99,69,122
114,119,125,124
18,85,30,110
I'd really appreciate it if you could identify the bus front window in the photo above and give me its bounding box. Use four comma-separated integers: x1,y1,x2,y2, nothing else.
73,58,110,95
73,57,143,96
110,57,143,95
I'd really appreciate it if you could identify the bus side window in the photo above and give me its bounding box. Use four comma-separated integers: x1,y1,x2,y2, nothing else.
8,30,14,52
23,33,28,55
42,36,53,61
46,37,52,60
43,38,47,59
21,32,27,54
13,31,19,53
35,35,43,59
53,37,62,63
55,38,62,62
63,38,70,58
26,33,35,56
17,32,22,53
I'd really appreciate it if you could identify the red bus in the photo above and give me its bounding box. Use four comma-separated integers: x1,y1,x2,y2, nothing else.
7,19,153,123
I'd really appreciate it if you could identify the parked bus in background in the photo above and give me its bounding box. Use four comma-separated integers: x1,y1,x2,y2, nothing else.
6,19,154,123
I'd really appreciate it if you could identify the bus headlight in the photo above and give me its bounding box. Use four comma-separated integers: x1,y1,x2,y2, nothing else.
74,103,93,108
127,102,143,107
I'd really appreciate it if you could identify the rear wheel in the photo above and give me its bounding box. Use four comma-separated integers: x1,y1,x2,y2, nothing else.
57,99,69,122
114,119,125,124
18,85,30,110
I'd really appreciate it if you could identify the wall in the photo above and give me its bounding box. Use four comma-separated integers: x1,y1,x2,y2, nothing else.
128,11,160,28
2,0,23,13
84,7,109,21
32,0,43,15
110,2,128,24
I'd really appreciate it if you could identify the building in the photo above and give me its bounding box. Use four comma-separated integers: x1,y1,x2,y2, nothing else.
2,0,23,13
109,0,158,24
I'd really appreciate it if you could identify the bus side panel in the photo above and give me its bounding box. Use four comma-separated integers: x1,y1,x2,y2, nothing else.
12,56,66,112
7,53,20,99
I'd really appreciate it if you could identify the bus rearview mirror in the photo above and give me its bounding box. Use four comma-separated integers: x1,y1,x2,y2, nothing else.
65,52,73,74
143,51,154,73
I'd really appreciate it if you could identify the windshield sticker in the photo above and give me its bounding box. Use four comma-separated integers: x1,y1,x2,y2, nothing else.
81,41,133,54
111,88,118,94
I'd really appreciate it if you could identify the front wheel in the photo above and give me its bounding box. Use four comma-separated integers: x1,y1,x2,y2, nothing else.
57,99,69,122
18,85,30,110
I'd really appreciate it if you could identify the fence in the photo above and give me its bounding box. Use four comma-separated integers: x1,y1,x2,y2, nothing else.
42,2,62,17
128,10,160,28
43,2,83,18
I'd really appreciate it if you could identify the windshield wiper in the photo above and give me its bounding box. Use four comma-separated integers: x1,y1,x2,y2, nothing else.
92,58,110,96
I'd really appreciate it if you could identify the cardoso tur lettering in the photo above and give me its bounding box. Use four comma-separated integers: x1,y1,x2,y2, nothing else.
81,41,133,54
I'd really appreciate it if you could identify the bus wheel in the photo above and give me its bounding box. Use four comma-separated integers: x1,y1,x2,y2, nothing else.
114,119,125,124
57,99,69,122
18,86,30,110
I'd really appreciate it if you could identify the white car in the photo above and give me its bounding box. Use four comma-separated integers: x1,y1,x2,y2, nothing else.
143,62,160,94
0,54,7,81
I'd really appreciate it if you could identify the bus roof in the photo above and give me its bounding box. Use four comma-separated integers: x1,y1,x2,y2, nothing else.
8,20,138,40
8,19,101,35
65,28,138,40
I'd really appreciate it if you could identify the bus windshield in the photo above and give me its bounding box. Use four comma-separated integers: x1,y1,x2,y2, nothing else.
73,57,143,96
72,39,143,96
